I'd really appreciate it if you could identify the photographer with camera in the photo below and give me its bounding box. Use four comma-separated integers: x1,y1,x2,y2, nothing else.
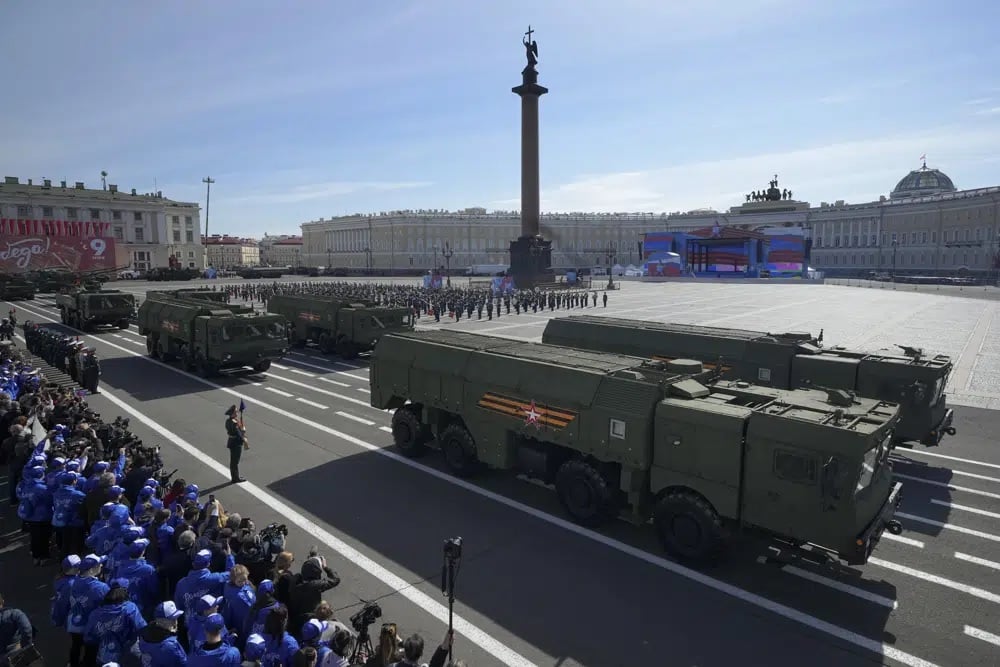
288,550,340,638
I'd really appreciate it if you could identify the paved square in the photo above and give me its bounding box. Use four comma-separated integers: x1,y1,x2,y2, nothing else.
419,279,1000,410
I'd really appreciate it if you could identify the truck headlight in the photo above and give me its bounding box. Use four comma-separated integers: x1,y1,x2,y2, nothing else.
224,354,232,361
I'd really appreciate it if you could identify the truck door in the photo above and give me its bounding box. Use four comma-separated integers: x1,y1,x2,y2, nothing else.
194,319,209,357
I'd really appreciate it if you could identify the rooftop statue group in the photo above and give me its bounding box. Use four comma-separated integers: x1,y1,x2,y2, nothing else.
523,25,539,69
746,175,793,203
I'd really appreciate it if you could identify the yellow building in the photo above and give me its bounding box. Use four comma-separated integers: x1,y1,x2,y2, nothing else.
205,235,260,269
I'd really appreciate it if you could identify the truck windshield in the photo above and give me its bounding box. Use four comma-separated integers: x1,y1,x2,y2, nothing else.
221,321,285,340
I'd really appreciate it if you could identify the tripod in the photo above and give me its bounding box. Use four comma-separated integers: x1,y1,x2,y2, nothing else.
350,624,375,665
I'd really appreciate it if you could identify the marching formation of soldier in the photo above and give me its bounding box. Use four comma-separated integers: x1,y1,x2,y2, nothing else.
21,323,101,394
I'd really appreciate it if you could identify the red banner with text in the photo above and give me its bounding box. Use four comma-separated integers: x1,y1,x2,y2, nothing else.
0,219,117,272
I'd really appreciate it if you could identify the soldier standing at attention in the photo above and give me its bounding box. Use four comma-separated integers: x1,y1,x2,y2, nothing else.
603,292,608,307
225,405,248,484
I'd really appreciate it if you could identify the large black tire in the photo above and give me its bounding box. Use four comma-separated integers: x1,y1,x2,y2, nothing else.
157,340,175,362
318,333,334,354
555,460,615,527
146,334,159,358
117,319,129,330
391,406,428,457
196,357,216,377
336,337,359,359
253,360,271,373
654,491,725,562
438,423,478,477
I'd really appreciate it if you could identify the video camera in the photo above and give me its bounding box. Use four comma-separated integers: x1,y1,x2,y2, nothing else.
349,601,383,634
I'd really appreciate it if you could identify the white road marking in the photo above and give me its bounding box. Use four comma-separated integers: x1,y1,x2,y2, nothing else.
291,350,363,370
290,369,314,377
263,372,379,411
929,499,1000,519
5,299,943,667
336,411,375,426
894,473,1000,500
963,626,1000,648
356,387,368,393
881,533,925,549
265,387,294,398
950,469,1000,485
113,334,124,339
868,557,1000,604
896,512,1000,543
278,356,370,381
379,426,393,433
89,386,534,667
296,397,328,410
755,557,897,609
270,363,291,370
319,378,350,388
894,449,1000,472
954,552,1000,571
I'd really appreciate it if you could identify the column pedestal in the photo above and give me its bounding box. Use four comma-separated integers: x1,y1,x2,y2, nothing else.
509,235,552,290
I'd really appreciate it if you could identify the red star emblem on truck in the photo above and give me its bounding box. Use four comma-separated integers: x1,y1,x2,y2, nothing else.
161,320,180,334
524,400,541,426
300,312,321,322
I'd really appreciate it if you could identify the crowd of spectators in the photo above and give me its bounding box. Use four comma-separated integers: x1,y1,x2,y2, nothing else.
0,346,463,667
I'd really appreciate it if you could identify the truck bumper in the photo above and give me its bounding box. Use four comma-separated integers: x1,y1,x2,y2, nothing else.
920,408,956,447
844,481,903,566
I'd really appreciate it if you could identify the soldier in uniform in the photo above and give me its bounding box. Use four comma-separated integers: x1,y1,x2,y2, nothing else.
81,348,101,393
225,405,248,484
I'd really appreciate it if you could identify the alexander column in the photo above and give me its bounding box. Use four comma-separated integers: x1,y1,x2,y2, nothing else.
509,25,553,289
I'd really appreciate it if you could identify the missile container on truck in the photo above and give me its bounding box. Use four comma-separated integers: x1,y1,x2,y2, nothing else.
55,288,135,331
266,293,414,359
0,273,37,300
148,288,230,304
370,329,904,565
137,294,288,375
542,315,954,447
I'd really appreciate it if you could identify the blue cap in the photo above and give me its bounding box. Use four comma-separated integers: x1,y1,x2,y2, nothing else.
62,554,82,571
58,472,78,485
30,455,46,466
81,553,107,570
108,485,124,498
122,526,145,544
185,484,199,495
157,524,174,540
192,549,212,568
52,457,66,466
203,613,225,634
110,577,130,590
155,601,184,620
100,502,116,519
144,478,159,489
195,594,220,613
64,458,78,471
129,539,150,557
257,579,274,595
139,486,154,498
27,466,45,478
93,461,110,472
301,619,328,641
244,634,266,659
184,492,199,503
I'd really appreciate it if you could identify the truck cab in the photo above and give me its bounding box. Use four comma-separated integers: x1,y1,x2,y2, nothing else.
194,314,287,374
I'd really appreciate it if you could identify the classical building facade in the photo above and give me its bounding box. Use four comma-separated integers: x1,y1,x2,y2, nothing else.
205,235,260,269
298,165,999,276
0,176,203,271
259,234,303,267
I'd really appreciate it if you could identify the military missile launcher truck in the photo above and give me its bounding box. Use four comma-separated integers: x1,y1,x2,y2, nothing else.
55,288,135,331
148,288,230,304
266,293,414,359
542,315,954,447
370,329,904,565
138,294,288,375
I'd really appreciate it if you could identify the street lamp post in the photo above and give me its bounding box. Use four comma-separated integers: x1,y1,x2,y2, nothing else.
202,177,215,269
443,242,454,287
364,247,372,272
606,242,616,289
891,239,899,281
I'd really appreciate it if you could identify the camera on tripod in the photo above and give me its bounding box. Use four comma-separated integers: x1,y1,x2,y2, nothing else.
349,601,382,634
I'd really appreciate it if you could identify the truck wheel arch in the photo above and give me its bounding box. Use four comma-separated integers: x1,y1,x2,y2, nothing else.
653,488,726,561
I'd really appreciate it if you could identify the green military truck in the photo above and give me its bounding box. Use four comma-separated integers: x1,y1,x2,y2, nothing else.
370,330,904,565
148,288,229,303
266,293,413,358
542,315,954,447
137,294,288,375
0,274,36,300
55,288,135,330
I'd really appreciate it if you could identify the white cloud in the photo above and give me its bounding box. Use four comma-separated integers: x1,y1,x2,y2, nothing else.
974,106,1000,115
228,180,433,205
964,97,992,106
491,125,1000,213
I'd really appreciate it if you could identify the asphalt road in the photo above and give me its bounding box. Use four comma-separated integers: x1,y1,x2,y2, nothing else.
7,279,1000,666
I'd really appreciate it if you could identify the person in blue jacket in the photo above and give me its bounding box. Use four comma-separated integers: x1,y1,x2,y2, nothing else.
242,634,266,667
261,607,299,667
83,461,110,494
44,456,66,490
174,548,235,620
188,614,241,667
138,601,187,667
243,581,280,640
189,595,236,651
17,465,53,564
113,538,159,616
51,554,81,629
222,565,255,649
67,554,110,667
16,464,44,501
298,620,332,666
83,578,147,666
107,525,146,576
52,471,87,556
84,503,120,556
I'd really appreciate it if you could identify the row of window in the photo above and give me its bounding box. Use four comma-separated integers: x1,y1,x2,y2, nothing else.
822,250,995,267
10,205,195,225
816,226,994,249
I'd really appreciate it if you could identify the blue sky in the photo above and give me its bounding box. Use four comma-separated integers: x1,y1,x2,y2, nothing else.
2,0,999,238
